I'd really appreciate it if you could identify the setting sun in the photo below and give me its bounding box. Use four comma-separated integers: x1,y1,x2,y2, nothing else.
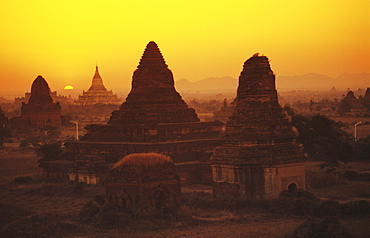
63,85,74,90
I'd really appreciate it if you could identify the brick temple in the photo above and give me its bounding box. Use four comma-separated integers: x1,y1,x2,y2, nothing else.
211,54,306,198
13,76,62,129
105,153,181,214
74,66,122,106
46,42,223,184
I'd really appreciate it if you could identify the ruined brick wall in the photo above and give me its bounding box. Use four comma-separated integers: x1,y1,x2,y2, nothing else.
105,154,181,213
274,163,306,194
175,162,212,184
105,180,181,212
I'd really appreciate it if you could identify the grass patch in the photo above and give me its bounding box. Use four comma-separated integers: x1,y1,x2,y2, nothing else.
306,162,346,189
181,191,370,219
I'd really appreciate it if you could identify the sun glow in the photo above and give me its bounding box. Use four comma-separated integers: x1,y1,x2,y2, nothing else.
64,85,74,90
0,0,368,94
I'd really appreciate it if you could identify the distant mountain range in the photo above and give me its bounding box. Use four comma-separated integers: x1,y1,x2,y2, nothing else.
0,97,11,104
175,73,370,92
175,76,238,92
277,73,370,90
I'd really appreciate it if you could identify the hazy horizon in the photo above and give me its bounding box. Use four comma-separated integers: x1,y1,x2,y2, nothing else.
1,72,369,100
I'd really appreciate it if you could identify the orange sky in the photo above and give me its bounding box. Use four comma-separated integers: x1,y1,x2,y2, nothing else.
0,0,369,96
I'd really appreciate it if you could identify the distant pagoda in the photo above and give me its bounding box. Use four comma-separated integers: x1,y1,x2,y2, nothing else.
45,42,223,184
20,76,62,128
211,54,306,198
342,91,362,109
74,66,122,106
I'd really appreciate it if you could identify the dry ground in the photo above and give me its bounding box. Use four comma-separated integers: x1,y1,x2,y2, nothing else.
0,147,39,184
306,161,370,202
0,147,369,237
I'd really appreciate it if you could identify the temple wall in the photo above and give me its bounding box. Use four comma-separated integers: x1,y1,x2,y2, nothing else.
83,121,222,142
212,162,305,198
274,162,306,194
66,140,220,163
68,172,99,184
175,162,212,184
23,111,62,127
105,179,181,211
62,140,220,184
212,165,265,198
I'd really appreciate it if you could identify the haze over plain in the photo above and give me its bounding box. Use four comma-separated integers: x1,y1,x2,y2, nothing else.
0,0,369,96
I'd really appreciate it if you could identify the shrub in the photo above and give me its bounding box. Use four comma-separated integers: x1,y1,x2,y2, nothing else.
286,217,351,238
270,198,318,217
36,141,64,161
11,176,33,185
339,200,370,218
306,166,346,189
77,201,102,223
93,204,131,229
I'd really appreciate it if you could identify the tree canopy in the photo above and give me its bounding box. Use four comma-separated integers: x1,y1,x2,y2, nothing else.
291,114,353,168
36,141,64,162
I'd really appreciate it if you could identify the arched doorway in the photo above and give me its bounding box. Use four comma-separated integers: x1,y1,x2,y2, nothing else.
288,183,298,196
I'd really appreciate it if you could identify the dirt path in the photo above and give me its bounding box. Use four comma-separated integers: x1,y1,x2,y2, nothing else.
91,217,305,238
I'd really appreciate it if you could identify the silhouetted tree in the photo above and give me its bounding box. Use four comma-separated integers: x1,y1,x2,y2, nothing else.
291,114,353,168
309,100,314,113
37,125,61,143
354,135,370,161
36,141,64,161
0,126,11,146
338,99,352,116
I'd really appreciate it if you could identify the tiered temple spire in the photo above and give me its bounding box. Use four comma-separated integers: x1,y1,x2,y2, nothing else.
89,66,107,91
137,41,168,69
108,41,199,124
74,66,121,106
54,42,223,185
211,54,306,198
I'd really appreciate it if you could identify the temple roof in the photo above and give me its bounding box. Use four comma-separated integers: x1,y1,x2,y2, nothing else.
242,54,272,73
113,153,173,169
237,54,277,102
137,41,168,69
211,54,305,165
28,75,53,104
74,66,122,105
344,91,357,100
106,153,178,183
88,66,107,91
